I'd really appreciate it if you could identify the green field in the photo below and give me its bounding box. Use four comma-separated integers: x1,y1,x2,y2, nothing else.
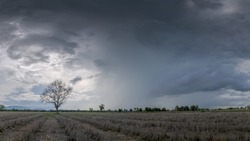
0,111,250,141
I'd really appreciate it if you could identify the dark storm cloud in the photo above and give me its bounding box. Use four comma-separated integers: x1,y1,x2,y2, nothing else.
0,0,224,22
2,0,250,108
151,61,250,96
86,0,250,100
0,22,18,45
191,0,223,9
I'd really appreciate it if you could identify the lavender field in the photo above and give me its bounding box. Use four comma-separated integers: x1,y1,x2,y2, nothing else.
0,111,250,141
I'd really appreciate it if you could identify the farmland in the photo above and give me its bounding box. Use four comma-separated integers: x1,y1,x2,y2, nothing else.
0,111,250,141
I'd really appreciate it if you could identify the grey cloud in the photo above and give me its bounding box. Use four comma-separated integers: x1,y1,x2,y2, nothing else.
70,74,100,85
11,87,26,96
87,74,101,79
93,59,107,69
31,84,47,95
7,35,78,64
70,76,82,85
64,51,95,70
0,22,19,46
10,35,78,54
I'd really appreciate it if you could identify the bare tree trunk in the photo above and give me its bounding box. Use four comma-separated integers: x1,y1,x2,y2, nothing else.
56,107,59,114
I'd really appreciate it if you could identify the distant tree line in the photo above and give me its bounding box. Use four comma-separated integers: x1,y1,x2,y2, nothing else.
175,105,200,111
144,107,167,112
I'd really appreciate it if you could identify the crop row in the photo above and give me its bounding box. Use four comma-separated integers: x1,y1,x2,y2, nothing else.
1,116,46,141
79,112,250,123
65,112,250,132
63,114,166,141
56,115,133,141
0,114,43,133
63,112,250,141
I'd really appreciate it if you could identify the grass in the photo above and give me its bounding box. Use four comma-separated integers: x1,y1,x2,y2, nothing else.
42,112,58,118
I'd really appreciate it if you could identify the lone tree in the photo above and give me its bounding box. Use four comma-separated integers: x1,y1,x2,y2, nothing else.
41,80,72,113
99,104,105,111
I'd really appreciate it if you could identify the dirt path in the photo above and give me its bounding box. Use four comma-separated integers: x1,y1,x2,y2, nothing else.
31,117,69,141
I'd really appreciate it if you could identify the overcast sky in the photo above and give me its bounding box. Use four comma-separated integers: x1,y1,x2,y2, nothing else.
1,0,250,110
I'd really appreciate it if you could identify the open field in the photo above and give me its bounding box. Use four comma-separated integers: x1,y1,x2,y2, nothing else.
0,111,250,141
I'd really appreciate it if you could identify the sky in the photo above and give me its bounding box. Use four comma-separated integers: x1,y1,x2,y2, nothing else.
1,0,250,110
